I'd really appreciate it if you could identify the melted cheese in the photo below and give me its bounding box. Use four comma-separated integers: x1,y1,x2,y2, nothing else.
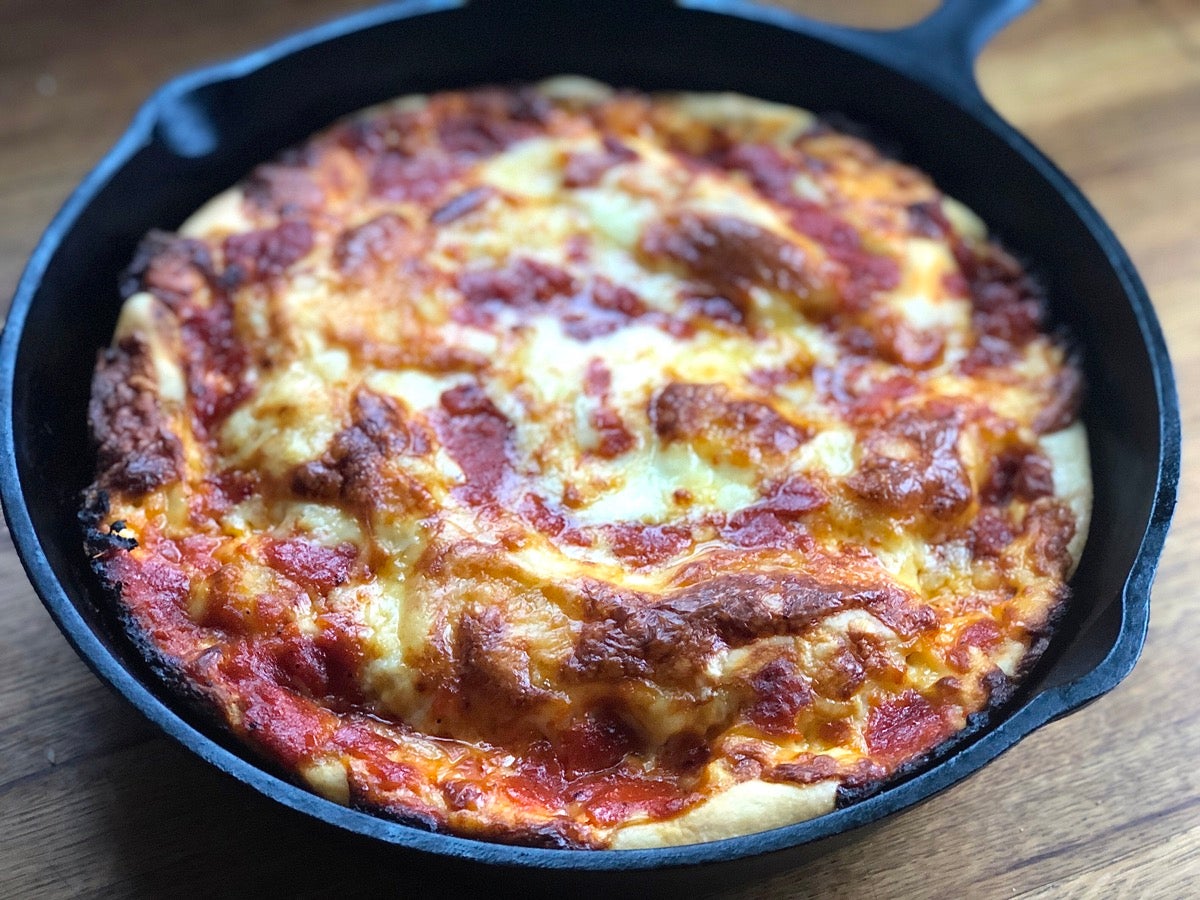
88,80,1092,850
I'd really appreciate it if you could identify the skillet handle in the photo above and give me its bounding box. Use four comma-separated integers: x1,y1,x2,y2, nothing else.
678,0,1035,112
872,0,1036,108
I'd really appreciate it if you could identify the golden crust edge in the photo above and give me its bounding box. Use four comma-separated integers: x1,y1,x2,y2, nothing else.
1041,420,1092,576
608,779,838,849
179,184,252,238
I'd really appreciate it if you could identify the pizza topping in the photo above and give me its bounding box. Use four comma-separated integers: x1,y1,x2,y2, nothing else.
262,539,358,595
739,476,827,521
179,290,250,436
570,569,932,685
602,522,692,568
948,619,1003,672
293,389,432,515
122,230,214,305
1025,499,1078,578
746,658,813,734
640,211,828,317
557,705,642,778
430,185,497,225
984,446,1055,504
333,213,412,279
1033,366,1084,435
563,135,638,187
370,153,465,203
195,559,304,634
86,81,1089,848
651,382,810,465
211,642,338,768
582,359,636,459
716,142,901,308
435,383,514,506
971,508,1016,559
222,220,314,286
457,256,576,312
866,690,952,767
849,401,972,521
455,606,550,714
767,753,840,785
245,161,326,217
436,88,550,157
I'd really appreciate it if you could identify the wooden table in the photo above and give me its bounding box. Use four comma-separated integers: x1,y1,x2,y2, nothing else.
1,1,1196,896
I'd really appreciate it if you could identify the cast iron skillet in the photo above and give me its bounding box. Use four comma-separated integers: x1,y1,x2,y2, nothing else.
0,0,1180,877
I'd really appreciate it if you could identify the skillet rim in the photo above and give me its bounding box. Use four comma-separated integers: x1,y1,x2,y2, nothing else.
0,0,1180,872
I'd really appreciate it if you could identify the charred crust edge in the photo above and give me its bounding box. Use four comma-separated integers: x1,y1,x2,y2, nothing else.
88,336,184,497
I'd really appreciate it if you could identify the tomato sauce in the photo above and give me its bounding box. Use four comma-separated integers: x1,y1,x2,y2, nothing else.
436,383,513,506
866,690,951,768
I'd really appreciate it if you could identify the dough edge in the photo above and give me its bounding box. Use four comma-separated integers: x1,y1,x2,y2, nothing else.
608,779,838,849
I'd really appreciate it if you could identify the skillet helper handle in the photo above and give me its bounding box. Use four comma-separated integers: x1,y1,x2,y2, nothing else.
829,0,1036,110
888,0,1036,106
671,0,1036,112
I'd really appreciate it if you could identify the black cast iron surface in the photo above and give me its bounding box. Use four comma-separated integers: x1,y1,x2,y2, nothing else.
0,0,1180,875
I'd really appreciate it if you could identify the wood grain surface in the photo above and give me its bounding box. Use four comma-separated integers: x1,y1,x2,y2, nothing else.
1,1,1196,896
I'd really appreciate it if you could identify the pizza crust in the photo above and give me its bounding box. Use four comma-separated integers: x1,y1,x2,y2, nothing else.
1040,421,1092,575
609,779,838,849
180,186,251,237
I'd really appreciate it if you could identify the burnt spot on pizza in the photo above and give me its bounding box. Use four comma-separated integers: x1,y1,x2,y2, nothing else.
121,229,216,305
88,336,183,496
80,489,138,556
